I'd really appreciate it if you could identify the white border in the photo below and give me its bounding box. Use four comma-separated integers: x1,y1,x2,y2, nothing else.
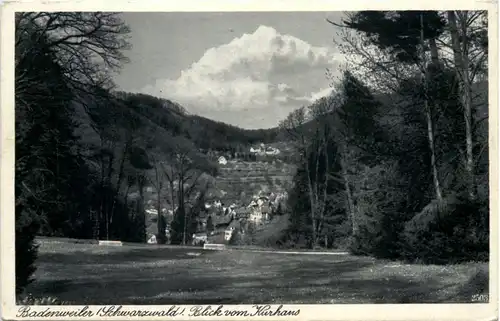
1,1,498,320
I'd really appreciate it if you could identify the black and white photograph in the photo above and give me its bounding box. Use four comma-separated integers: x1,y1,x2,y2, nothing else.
1,1,497,318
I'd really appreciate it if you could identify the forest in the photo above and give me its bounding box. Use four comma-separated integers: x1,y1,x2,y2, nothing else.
280,11,489,264
14,10,489,297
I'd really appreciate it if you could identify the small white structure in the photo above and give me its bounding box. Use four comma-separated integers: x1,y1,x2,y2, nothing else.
265,147,280,155
192,233,208,245
204,243,226,250
224,227,235,241
218,156,228,165
147,235,157,244
99,240,123,246
145,208,158,215
224,230,233,241
146,187,153,192
249,210,269,224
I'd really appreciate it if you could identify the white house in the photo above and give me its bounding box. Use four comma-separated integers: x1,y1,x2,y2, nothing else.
218,156,228,165
265,147,280,155
249,205,270,224
224,227,235,241
192,233,208,245
145,208,158,215
147,235,157,244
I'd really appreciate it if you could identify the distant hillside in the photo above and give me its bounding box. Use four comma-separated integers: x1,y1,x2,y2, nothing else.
114,91,282,152
207,159,295,206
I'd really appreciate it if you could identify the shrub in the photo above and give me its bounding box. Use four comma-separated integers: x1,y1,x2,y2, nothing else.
16,207,40,295
401,194,489,264
348,162,408,259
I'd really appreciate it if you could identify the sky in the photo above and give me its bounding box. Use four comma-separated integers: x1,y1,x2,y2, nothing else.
113,12,347,129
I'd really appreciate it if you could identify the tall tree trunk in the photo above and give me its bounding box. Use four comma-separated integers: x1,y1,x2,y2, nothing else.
180,180,187,246
421,13,443,202
109,141,130,228
428,38,440,65
137,175,145,241
105,150,115,241
341,153,357,236
448,10,476,200
153,162,166,244
157,193,163,243
123,183,131,208
316,134,330,247
305,155,317,249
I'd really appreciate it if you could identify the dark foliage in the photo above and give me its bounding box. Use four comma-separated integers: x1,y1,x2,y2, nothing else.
342,11,446,63
15,207,40,294
401,195,489,264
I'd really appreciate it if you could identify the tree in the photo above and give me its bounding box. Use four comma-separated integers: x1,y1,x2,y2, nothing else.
326,10,489,261
14,17,120,293
149,152,167,244
207,215,214,234
280,97,344,248
162,138,217,245
333,11,446,202
275,203,283,216
15,12,130,94
279,107,320,246
15,30,65,294
446,11,488,200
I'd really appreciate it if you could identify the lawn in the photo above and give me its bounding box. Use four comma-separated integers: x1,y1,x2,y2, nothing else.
24,239,489,304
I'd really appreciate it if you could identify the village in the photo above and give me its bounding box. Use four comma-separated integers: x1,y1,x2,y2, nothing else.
144,142,292,246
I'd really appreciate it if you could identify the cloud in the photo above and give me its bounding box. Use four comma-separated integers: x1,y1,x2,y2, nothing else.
142,25,343,128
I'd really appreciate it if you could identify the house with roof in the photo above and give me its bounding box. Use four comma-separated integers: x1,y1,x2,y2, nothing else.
256,196,269,207
265,146,280,155
249,204,271,224
235,207,250,219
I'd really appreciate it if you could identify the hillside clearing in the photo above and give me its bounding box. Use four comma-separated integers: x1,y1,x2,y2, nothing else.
24,239,488,304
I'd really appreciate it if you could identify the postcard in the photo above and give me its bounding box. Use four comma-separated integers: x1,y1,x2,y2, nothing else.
0,0,498,320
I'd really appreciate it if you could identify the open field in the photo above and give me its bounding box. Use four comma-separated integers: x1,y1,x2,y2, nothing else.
25,239,489,304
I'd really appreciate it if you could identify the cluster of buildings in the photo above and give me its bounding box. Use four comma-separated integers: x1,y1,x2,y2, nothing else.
184,191,289,244
214,143,281,166
250,143,281,156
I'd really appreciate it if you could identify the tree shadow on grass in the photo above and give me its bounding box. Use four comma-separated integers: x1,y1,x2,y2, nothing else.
37,247,208,265
28,249,479,305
